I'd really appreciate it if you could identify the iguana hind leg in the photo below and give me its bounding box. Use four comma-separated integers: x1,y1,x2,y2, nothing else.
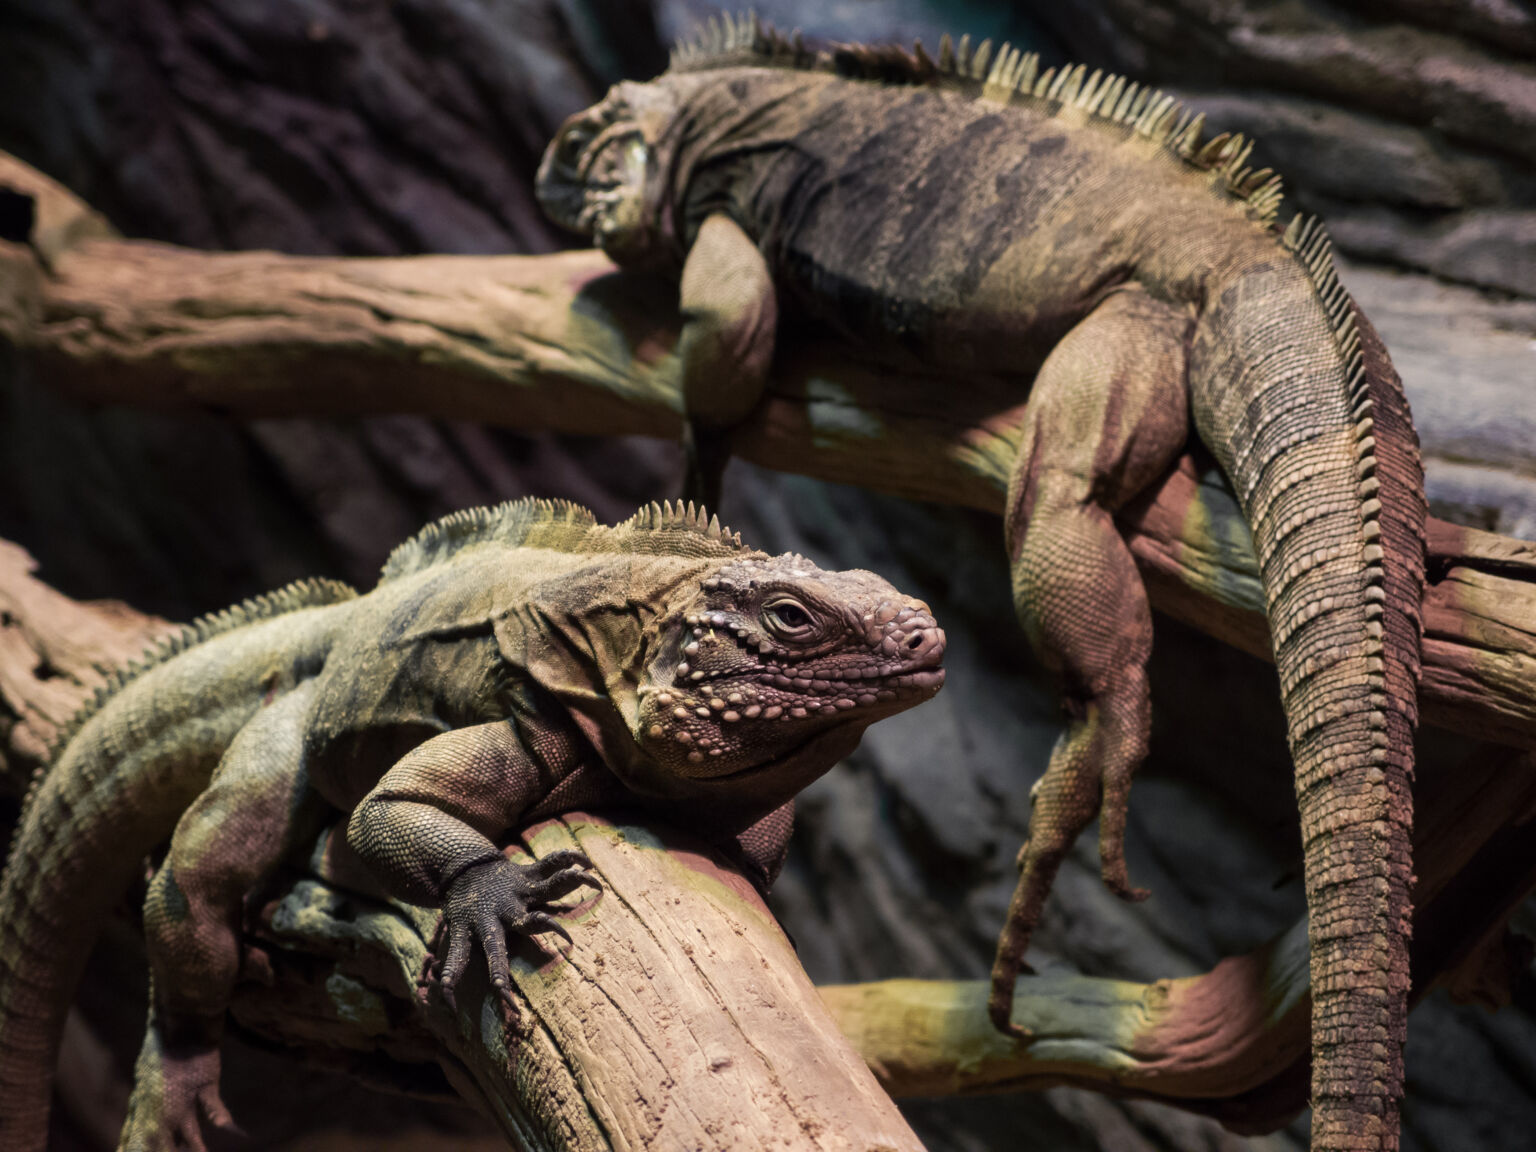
124,681,324,1152
989,288,1190,1035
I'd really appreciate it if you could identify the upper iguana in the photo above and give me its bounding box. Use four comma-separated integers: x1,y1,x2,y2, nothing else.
535,17,1426,1151
0,498,945,1151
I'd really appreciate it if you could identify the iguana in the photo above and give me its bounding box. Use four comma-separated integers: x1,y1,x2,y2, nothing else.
534,16,1426,1151
0,498,945,1151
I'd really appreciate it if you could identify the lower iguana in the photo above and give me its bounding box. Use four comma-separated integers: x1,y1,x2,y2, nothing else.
535,17,1426,1151
0,498,945,1151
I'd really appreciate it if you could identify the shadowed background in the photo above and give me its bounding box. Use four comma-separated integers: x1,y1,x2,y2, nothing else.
1,1,1533,1149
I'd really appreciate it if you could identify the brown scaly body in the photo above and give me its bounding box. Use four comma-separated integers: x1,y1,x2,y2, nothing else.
0,498,944,1151
537,16,1425,1149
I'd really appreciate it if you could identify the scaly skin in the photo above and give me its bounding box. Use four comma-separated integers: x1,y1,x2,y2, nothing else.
537,19,1425,1150
0,498,944,1152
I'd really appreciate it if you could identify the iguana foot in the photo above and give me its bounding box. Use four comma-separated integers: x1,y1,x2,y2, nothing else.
120,1029,239,1152
987,704,1149,1037
433,849,600,1010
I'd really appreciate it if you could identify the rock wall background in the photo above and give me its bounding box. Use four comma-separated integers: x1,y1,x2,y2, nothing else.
1,1,1533,1149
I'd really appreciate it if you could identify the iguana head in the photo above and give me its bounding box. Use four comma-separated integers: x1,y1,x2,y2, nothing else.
537,77,701,267
633,554,945,781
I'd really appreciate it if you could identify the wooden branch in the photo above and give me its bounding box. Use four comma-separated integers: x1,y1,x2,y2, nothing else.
820,741,1536,1132
3,152,1531,749
0,539,176,784
242,816,926,1152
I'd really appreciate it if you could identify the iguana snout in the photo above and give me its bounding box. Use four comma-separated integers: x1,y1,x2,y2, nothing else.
637,554,945,779
537,80,683,264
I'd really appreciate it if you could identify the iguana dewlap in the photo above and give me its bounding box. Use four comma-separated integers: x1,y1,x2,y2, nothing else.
0,498,944,1152
537,18,1426,1151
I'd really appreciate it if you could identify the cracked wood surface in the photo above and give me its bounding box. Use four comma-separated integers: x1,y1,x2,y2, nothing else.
250,817,926,1152
2,150,1532,751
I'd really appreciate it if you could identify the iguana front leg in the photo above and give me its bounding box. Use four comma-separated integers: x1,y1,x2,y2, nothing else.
346,722,601,1006
677,212,777,510
127,681,325,1152
989,288,1191,1036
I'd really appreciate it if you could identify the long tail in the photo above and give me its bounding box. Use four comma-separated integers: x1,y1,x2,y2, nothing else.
0,580,353,1152
1191,221,1425,1150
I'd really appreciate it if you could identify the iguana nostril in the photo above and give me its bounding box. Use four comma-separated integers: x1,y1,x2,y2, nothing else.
900,626,945,665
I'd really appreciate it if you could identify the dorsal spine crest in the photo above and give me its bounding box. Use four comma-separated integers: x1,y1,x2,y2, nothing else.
380,497,753,585
666,16,1290,231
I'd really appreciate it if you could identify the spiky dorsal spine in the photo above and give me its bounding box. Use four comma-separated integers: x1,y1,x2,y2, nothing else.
670,10,812,72
667,17,1288,229
380,496,754,585
1271,213,1423,700
616,499,751,557
379,498,599,582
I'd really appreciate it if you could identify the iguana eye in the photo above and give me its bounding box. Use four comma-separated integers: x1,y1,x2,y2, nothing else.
763,599,814,638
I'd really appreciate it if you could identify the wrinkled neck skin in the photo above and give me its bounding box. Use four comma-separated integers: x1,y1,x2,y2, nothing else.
491,554,707,788
639,70,828,265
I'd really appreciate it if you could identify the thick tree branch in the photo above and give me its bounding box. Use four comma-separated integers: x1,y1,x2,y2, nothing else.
241,817,926,1152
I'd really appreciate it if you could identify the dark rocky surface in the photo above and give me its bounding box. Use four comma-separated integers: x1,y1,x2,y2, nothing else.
1,2,1533,1150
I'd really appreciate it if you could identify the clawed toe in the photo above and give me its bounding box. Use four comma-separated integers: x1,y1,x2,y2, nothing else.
429,852,601,1009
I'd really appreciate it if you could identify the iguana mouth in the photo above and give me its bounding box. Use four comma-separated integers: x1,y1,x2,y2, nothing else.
673,605,946,708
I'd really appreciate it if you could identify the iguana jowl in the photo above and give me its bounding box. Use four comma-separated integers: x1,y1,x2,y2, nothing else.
0,499,945,1151
537,18,1426,1150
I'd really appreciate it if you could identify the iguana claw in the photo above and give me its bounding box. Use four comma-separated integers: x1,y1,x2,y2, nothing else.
433,849,601,1011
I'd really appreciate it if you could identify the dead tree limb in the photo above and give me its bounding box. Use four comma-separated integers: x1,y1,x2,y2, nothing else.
2,150,1531,750
819,740,1536,1132
246,817,927,1152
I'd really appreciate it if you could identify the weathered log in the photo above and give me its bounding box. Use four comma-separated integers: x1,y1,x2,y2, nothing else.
0,538,177,784
2,151,1532,750
251,816,927,1152
820,741,1536,1132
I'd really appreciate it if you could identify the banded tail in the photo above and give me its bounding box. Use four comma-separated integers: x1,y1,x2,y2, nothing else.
1191,221,1425,1149
0,579,354,1151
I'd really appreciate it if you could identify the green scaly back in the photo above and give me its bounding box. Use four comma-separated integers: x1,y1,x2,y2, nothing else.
669,12,1288,227
7,576,358,872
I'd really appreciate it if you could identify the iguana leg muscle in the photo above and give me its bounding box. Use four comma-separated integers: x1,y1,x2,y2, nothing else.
989,288,1191,1034
129,681,325,1152
678,212,777,509
346,722,601,1005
